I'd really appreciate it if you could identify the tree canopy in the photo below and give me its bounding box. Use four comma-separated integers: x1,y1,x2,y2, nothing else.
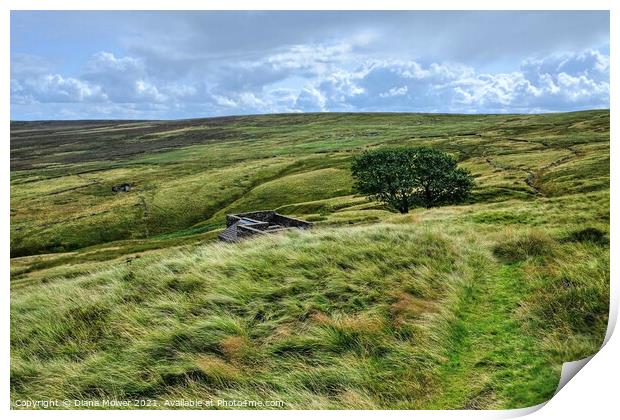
351,147,475,213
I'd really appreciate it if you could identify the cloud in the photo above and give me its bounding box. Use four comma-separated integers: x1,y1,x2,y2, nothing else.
10,47,610,118
11,73,107,104
380,86,408,98
297,49,609,113
112,11,608,68
10,11,610,119
13,46,610,117
82,52,159,103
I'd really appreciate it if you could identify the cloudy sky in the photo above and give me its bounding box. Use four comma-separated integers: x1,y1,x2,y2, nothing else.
10,11,610,120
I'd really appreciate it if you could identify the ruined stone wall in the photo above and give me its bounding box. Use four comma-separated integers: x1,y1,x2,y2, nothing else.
225,211,312,232
272,213,312,228
237,224,268,238
226,211,276,227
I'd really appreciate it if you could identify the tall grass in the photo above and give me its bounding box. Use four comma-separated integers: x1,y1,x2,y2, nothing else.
10,111,609,409
10,225,485,407
11,222,609,408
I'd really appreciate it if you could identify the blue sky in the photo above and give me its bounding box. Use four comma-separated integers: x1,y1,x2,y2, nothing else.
10,11,610,120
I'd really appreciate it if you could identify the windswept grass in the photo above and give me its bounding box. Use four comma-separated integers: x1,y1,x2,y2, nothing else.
10,221,608,409
10,225,473,406
10,111,609,409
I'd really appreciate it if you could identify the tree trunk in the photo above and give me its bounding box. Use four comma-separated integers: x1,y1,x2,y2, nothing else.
399,196,409,213
424,186,432,209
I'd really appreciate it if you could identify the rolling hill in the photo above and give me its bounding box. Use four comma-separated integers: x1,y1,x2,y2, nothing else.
10,111,610,409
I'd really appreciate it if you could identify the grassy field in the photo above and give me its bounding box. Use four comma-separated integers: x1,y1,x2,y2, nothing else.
10,111,609,409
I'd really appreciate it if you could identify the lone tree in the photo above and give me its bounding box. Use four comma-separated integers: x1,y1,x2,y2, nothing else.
351,147,474,213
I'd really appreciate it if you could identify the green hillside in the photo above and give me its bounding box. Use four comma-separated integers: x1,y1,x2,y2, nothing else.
10,111,609,409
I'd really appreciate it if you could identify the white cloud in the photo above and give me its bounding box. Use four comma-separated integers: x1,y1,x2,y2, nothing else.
299,49,609,113
266,43,352,72
212,94,237,108
135,80,167,102
85,51,144,73
10,45,609,118
379,86,408,98
11,73,107,104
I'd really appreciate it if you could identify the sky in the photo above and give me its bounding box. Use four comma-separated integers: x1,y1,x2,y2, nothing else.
10,11,610,120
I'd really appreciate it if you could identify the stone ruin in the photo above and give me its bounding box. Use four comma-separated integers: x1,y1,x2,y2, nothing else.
218,210,312,242
112,183,132,193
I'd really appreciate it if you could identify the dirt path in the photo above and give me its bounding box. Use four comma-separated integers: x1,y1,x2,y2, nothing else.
427,262,558,409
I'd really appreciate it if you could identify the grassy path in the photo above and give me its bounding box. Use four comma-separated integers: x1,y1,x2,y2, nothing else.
427,262,559,409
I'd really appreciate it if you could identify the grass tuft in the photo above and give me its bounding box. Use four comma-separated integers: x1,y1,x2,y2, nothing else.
493,230,556,263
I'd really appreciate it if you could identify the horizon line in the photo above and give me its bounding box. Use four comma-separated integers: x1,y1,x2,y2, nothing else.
10,108,611,123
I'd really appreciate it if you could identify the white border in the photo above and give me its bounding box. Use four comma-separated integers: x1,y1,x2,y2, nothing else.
3,1,617,419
